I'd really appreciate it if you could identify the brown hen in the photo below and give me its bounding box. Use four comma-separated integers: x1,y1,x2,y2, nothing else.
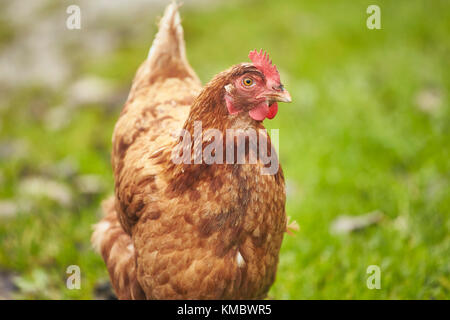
92,2,294,300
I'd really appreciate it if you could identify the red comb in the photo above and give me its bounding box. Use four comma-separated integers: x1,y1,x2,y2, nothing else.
248,49,280,84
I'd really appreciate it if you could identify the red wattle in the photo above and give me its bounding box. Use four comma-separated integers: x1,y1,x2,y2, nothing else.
266,102,278,119
249,103,269,121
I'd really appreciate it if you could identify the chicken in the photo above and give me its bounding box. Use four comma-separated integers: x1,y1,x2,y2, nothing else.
91,2,294,300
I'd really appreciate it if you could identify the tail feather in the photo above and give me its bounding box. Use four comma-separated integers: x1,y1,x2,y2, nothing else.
129,2,199,97
148,1,185,62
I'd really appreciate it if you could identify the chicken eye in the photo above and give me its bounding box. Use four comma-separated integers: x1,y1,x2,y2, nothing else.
242,78,254,87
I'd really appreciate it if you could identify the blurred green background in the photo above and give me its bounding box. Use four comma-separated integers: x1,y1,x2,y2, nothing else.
0,0,448,299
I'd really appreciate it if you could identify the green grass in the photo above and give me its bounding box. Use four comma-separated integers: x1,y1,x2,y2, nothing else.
0,0,448,299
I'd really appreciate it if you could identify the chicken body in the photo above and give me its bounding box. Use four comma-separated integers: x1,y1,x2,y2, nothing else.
92,3,287,300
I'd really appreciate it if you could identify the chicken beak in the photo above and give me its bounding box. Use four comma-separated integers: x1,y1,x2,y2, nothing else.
262,85,292,104
274,88,292,103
